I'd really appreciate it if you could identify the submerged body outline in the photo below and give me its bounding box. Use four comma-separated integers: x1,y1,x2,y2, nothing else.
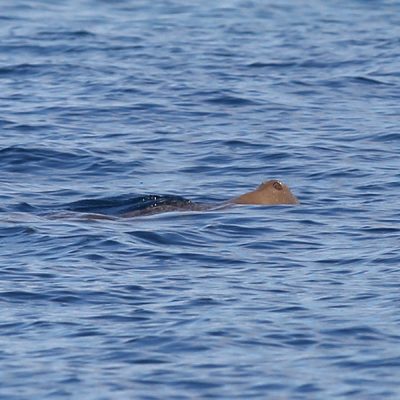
78,179,299,219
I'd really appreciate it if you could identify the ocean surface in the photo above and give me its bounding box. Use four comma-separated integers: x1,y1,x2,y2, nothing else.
1,0,400,398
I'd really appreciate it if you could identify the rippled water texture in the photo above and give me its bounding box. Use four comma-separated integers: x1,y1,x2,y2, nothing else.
1,0,400,399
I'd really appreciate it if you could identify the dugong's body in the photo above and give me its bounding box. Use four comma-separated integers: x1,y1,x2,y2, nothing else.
119,180,298,218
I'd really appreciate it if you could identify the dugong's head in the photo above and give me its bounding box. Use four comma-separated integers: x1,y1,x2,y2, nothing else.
232,180,299,205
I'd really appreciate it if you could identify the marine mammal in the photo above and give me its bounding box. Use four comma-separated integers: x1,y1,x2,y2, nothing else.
120,179,298,218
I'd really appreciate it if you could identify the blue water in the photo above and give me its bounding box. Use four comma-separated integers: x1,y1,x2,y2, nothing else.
1,0,400,398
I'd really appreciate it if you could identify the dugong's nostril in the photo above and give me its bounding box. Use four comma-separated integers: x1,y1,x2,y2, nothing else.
273,181,283,191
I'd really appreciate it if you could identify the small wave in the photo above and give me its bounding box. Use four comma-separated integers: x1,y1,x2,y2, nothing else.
0,290,49,302
353,76,390,85
36,29,96,40
0,145,137,177
0,63,45,76
246,61,296,69
375,132,400,142
0,145,92,172
206,94,259,106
